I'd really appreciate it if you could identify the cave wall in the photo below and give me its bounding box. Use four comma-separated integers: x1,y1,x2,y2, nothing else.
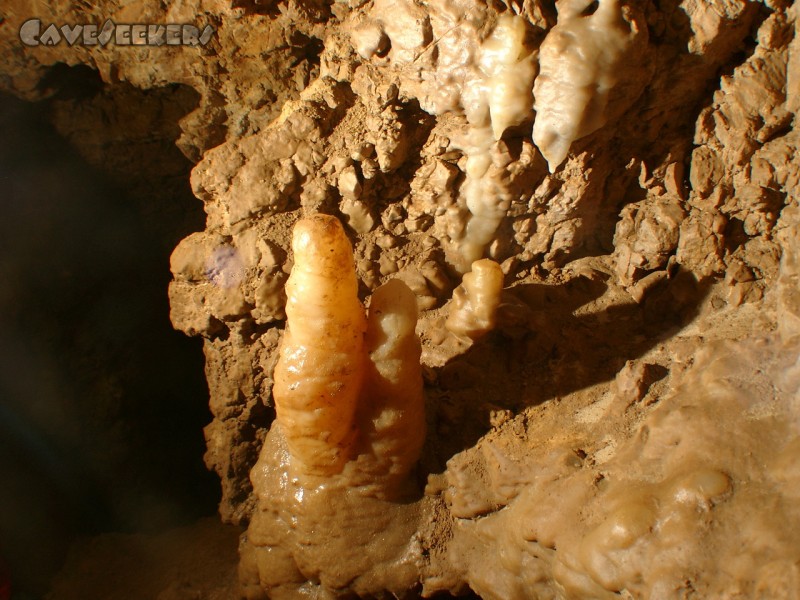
2,0,799,597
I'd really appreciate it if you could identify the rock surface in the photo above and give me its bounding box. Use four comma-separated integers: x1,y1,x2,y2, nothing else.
2,0,800,597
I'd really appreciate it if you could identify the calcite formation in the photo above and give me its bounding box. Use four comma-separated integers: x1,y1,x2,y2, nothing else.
440,334,800,599
272,216,369,477
532,0,642,172
3,0,800,597
457,15,537,269
270,215,425,487
445,258,505,341
240,216,425,598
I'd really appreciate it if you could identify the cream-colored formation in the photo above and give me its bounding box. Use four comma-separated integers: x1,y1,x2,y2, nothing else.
532,0,636,171
456,125,510,270
357,278,426,491
272,214,425,485
350,0,645,272
461,14,536,141
272,216,367,476
355,7,537,271
445,258,505,341
458,15,537,269
240,216,426,598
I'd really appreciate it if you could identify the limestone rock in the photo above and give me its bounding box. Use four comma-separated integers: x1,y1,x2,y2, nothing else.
6,0,800,596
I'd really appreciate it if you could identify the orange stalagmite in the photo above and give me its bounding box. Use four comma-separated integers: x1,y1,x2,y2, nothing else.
272,215,367,476
242,216,426,597
272,214,425,485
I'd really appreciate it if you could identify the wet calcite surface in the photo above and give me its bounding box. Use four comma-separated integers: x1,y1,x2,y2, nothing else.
2,0,800,597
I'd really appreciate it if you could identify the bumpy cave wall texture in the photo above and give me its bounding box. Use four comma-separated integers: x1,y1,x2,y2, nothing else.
2,0,800,597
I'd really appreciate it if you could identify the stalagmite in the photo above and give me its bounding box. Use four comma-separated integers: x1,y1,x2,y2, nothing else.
241,215,426,598
271,214,425,484
358,278,426,491
445,258,504,341
272,215,367,476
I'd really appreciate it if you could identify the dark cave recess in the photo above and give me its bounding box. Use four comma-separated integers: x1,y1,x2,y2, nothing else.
0,65,218,596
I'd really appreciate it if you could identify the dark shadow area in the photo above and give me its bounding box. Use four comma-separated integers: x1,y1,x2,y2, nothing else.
424,270,711,468
0,69,217,597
